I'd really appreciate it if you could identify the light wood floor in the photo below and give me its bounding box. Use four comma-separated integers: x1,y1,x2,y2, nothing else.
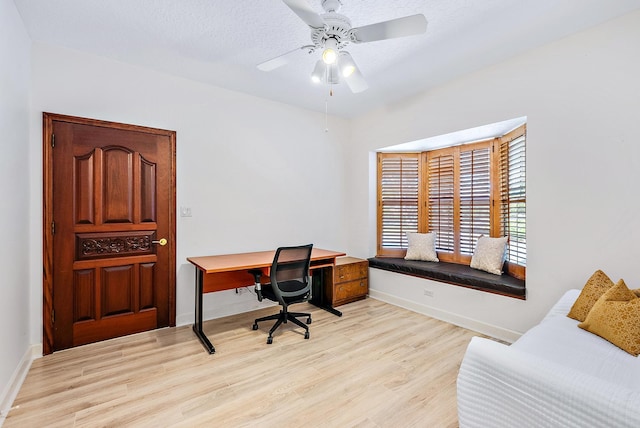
5,298,485,427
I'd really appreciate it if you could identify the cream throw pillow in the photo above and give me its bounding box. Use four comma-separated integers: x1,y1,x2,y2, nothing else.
579,279,640,356
470,236,507,275
404,232,439,262
567,270,614,322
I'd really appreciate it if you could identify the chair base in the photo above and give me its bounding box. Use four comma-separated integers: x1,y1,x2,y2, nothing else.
253,310,312,344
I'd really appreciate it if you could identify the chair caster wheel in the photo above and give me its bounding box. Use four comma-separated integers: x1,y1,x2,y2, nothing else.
306,317,312,324
304,331,310,339
267,337,273,344
252,324,258,330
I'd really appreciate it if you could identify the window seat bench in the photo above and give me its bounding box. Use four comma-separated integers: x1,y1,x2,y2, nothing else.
367,257,526,299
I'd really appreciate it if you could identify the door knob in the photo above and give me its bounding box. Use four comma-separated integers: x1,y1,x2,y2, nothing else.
152,238,168,246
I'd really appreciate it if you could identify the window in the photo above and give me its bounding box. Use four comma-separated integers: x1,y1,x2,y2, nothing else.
499,127,526,278
427,148,456,254
426,142,491,264
377,154,420,255
377,124,526,279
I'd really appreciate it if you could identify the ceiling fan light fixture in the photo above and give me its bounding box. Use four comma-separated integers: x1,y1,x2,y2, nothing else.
322,38,339,64
339,52,356,77
326,63,340,84
259,0,427,95
311,60,326,83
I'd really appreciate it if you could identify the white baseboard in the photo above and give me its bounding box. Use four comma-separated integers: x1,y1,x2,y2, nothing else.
0,344,41,424
368,289,522,344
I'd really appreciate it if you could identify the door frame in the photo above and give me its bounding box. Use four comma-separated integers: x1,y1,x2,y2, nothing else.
42,112,177,355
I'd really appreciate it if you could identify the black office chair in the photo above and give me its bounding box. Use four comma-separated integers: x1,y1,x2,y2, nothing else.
250,244,313,344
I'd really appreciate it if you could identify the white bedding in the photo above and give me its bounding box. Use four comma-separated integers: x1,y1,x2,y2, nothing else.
457,289,640,428
512,289,640,390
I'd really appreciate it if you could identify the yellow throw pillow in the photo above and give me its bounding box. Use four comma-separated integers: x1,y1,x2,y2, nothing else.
567,270,614,322
578,279,640,356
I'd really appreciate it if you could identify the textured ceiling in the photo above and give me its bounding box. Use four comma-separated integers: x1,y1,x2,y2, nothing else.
13,0,640,118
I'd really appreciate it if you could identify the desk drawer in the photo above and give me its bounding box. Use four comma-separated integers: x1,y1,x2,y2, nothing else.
334,279,368,304
334,278,369,304
335,261,368,283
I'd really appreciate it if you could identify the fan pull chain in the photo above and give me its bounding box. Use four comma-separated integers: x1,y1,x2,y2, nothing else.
324,98,329,132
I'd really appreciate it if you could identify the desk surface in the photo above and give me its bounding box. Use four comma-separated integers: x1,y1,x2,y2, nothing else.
189,247,346,354
187,248,346,274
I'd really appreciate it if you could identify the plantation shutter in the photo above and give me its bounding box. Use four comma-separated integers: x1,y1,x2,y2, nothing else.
427,151,455,253
500,128,526,269
376,123,525,281
377,153,420,256
459,146,491,255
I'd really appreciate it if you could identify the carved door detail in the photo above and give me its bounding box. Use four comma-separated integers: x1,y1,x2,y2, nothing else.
43,114,176,353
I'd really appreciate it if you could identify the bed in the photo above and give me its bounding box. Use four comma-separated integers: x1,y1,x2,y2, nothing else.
457,289,640,427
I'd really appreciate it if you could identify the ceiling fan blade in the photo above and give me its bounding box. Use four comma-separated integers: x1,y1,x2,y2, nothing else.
351,14,427,43
282,0,325,29
257,46,311,71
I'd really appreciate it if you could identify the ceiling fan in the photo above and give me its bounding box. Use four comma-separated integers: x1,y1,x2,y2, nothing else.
257,0,428,93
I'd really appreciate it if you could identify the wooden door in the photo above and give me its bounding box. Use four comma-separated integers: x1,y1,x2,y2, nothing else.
43,113,176,354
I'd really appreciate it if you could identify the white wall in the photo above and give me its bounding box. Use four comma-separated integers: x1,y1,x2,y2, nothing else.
0,0,32,415
9,4,640,404
28,43,351,339
346,10,640,341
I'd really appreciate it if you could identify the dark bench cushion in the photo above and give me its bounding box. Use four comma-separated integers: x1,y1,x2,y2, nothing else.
368,257,526,299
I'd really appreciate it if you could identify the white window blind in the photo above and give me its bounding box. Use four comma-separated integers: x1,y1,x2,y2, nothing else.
378,154,419,253
427,152,455,253
500,133,526,266
459,147,491,255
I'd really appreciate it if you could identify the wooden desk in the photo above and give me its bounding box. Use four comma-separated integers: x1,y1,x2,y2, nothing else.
187,248,346,354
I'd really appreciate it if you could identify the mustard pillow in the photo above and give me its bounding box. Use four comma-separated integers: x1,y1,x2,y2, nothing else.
578,279,640,356
567,270,614,322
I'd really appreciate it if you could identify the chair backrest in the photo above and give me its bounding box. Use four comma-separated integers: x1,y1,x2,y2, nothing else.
270,244,313,303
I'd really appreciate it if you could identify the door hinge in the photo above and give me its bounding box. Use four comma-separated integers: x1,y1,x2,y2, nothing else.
51,309,55,324
51,221,55,235
51,133,55,148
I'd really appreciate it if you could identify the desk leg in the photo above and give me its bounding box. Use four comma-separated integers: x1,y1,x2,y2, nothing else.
192,268,216,354
311,267,342,317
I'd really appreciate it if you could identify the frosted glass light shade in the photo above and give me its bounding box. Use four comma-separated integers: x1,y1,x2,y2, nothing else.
339,52,356,77
311,60,325,83
322,38,338,64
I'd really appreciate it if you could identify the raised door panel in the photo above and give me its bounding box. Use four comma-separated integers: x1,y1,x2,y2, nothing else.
73,269,95,322
102,147,134,224
139,263,156,310
101,265,136,317
74,151,95,225
140,156,157,223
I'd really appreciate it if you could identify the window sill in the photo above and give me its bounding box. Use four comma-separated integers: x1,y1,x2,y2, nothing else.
367,257,526,300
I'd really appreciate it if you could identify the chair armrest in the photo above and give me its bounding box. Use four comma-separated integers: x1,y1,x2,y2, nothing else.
248,269,263,302
457,337,640,428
